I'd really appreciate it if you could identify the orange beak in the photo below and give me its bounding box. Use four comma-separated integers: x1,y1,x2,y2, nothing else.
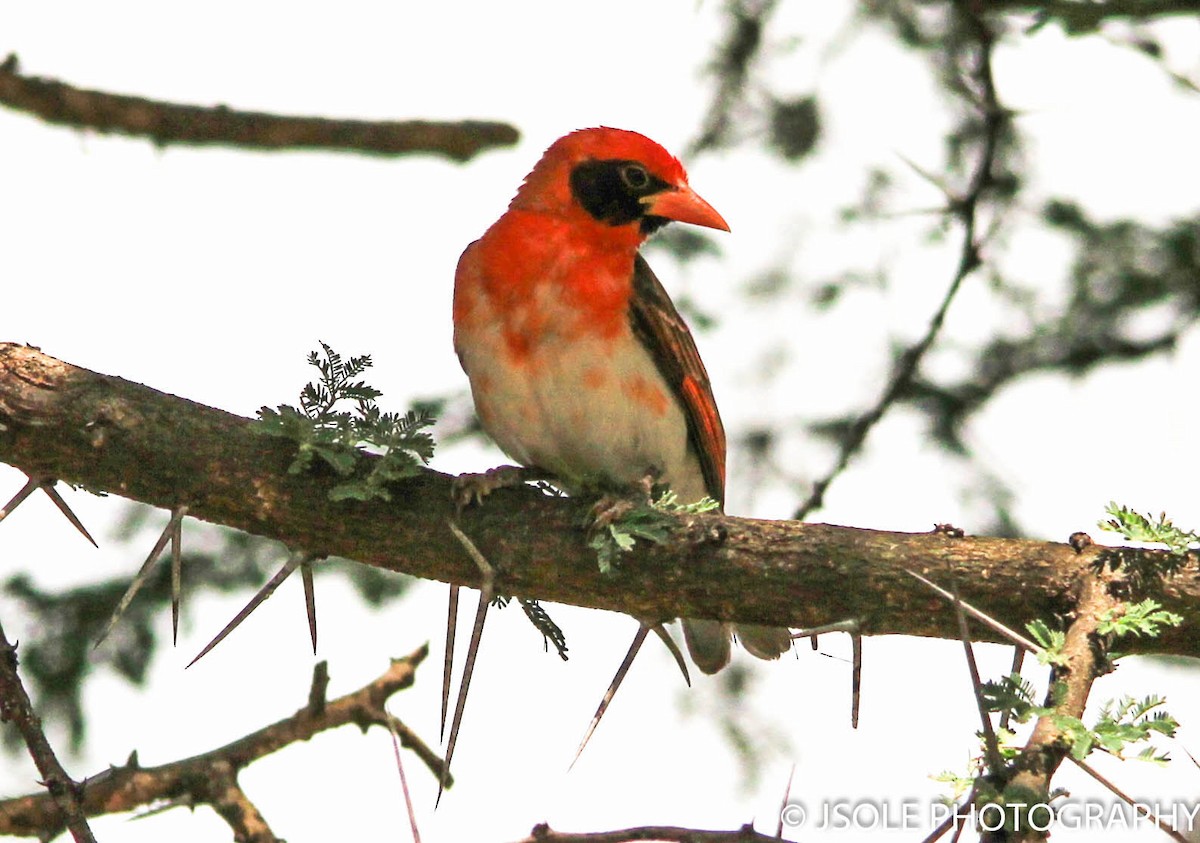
644,185,730,232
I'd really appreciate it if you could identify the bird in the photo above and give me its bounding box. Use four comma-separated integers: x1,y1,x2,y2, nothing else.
444,127,792,785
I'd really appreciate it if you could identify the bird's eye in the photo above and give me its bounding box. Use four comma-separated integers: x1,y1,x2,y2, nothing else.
619,164,650,191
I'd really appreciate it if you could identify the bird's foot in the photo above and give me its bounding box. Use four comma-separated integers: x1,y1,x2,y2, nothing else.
583,470,659,535
452,464,538,514
585,495,637,534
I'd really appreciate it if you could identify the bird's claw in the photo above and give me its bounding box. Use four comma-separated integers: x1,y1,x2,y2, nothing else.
584,469,659,535
585,495,636,535
452,465,530,514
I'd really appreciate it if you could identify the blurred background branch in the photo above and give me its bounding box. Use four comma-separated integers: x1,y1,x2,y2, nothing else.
0,53,518,159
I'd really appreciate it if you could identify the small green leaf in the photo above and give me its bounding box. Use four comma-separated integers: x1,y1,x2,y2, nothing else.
1099,502,1199,555
253,344,437,502
1025,619,1068,665
1098,599,1184,638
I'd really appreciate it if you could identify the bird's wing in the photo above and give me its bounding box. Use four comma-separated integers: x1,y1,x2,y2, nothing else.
628,253,726,507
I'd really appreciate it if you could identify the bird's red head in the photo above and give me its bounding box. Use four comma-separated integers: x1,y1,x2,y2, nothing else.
510,127,729,236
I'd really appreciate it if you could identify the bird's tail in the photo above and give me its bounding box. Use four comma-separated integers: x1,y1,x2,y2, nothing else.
735,624,793,661
681,618,732,675
681,618,792,674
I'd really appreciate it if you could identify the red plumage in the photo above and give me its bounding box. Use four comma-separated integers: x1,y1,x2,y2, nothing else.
454,127,789,673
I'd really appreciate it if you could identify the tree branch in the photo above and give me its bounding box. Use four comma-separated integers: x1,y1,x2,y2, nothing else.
515,822,783,843
1000,573,1120,839
0,54,518,160
794,0,1009,520
1,342,1197,657
0,645,440,838
0,619,97,843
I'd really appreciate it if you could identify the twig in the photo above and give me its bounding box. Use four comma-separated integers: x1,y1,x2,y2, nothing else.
205,767,279,843
998,570,1121,831
0,617,97,843
905,569,1043,654
1067,755,1190,843
775,764,796,838
387,708,423,843
949,583,1005,774
0,645,442,839
793,3,1008,520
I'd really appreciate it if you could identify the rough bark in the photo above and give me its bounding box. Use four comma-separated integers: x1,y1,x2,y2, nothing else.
1,342,1197,656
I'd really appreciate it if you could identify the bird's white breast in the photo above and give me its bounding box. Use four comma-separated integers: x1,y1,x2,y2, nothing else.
456,288,706,502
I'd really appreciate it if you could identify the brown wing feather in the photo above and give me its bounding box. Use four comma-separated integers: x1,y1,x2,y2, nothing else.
628,253,726,508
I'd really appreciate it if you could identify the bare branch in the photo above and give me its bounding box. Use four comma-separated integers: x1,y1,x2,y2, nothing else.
0,53,518,161
0,646,442,838
1,342,1198,659
794,3,1009,520
1068,755,1190,843
204,766,280,843
0,619,97,843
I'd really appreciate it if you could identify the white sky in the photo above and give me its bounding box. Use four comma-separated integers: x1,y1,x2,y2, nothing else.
1,3,1199,842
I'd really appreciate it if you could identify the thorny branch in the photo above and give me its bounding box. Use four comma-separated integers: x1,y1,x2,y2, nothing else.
0,646,442,840
0,54,518,161
1,342,1198,658
996,575,1122,837
793,2,1008,520
0,620,97,843
914,566,1189,842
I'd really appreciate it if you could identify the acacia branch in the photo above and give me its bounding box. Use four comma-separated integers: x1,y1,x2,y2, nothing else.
0,620,96,843
0,54,518,160
0,645,440,838
993,572,1119,842
0,342,1197,657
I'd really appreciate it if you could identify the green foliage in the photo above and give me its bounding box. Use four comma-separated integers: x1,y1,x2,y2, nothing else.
1024,619,1068,666
587,491,721,574
931,768,974,804
1054,695,1177,763
981,672,1040,723
1098,599,1184,639
1100,502,1199,556
978,674,1177,770
256,343,435,502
